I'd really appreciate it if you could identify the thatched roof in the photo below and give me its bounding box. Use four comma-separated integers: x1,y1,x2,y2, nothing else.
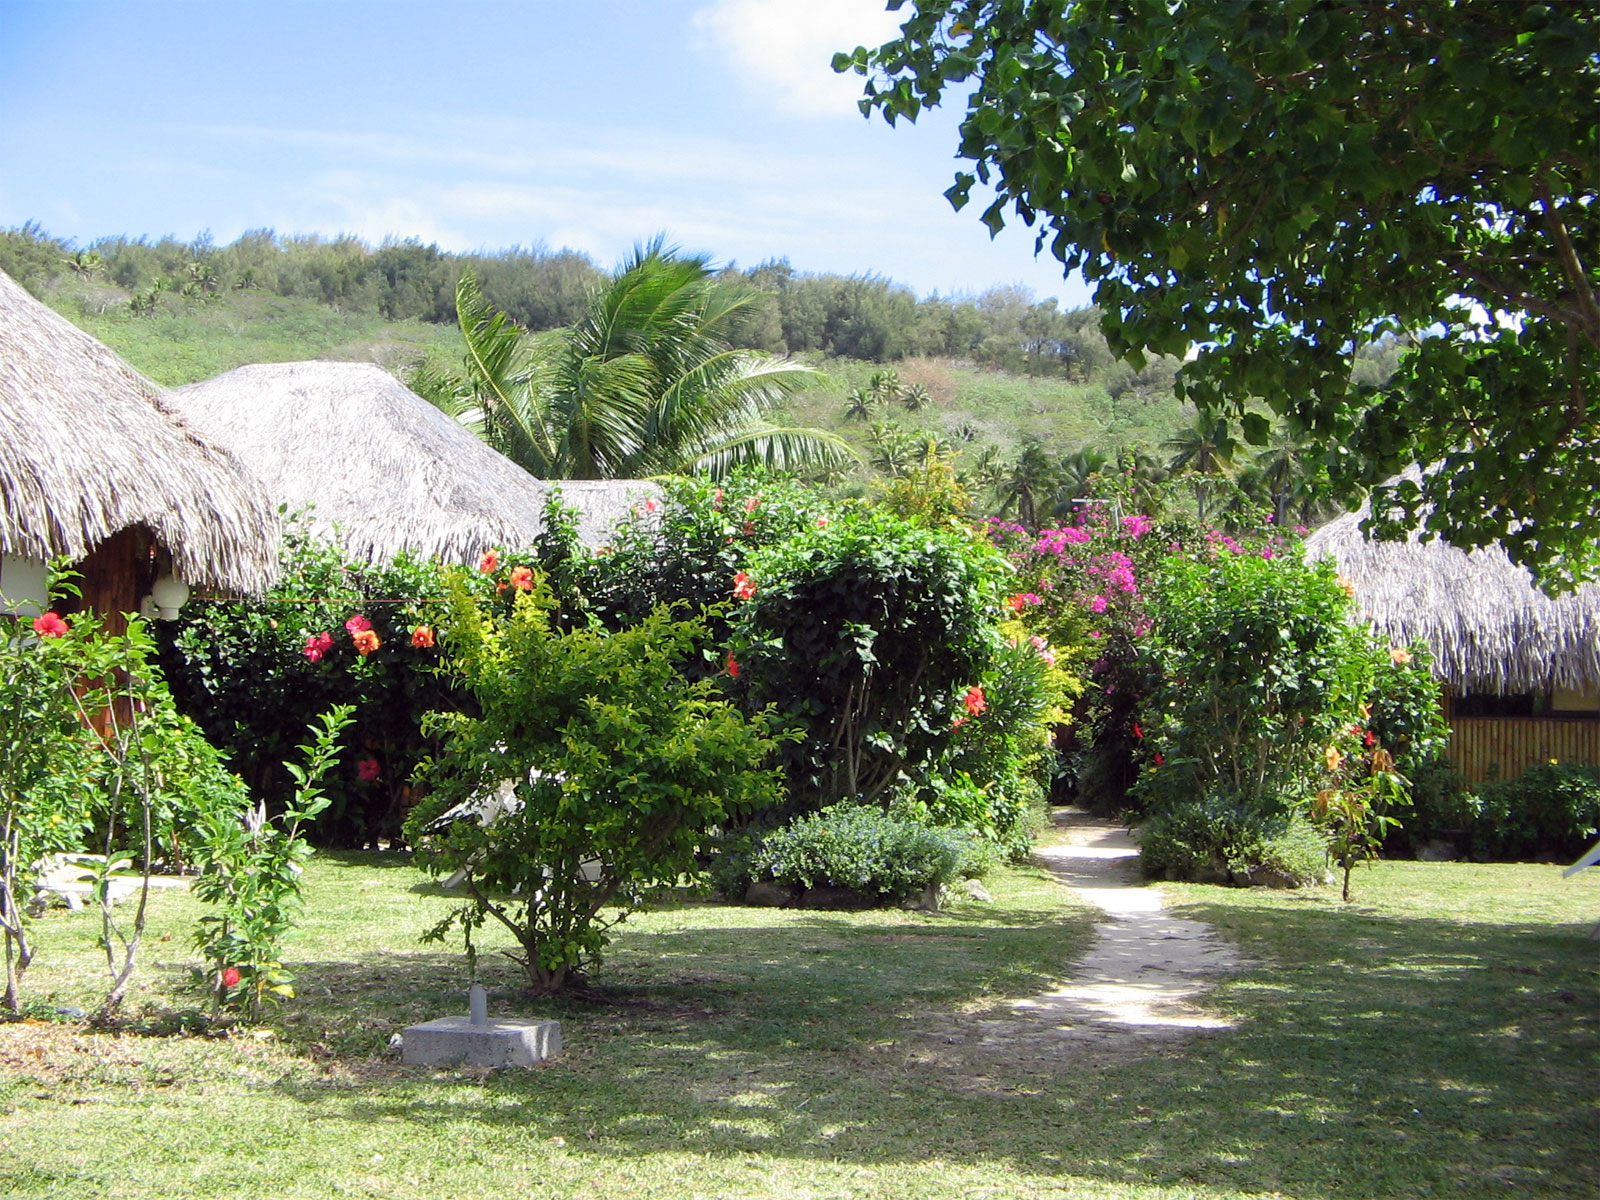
548,479,664,549
0,270,279,593
168,362,658,565
1304,474,1600,694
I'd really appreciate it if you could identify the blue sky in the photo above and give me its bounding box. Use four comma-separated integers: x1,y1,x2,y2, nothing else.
0,0,1093,306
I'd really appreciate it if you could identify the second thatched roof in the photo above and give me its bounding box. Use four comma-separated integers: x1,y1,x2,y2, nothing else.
0,269,279,593
168,361,659,565
1304,477,1600,695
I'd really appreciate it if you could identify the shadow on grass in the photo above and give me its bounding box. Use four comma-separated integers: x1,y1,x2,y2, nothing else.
273,898,1597,1200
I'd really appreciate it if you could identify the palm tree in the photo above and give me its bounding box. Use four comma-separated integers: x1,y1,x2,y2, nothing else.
842,386,877,422
995,437,1061,528
427,241,853,479
1163,415,1238,521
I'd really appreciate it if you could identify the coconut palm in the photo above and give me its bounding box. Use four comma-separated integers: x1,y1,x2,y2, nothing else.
842,386,877,422
428,241,853,480
1163,415,1238,520
994,437,1061,528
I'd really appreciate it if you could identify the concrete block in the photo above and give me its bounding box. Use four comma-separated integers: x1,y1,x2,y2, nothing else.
402,1016,562,1068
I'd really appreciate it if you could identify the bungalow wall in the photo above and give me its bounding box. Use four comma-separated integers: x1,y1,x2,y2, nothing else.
1442,688,1600,784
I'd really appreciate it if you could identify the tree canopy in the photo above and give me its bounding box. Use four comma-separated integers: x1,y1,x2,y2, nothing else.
841,0,1600,584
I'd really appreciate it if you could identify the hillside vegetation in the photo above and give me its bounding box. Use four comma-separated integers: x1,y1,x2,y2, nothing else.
4,221,1388,518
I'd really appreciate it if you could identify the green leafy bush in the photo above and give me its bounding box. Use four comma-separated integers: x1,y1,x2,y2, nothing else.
749,805,967,900
1472,762,1600,861
1137,550,1380,818
1393,757,1481,852
732,507,1004,805
1139,796,1328,887
407,573,790,993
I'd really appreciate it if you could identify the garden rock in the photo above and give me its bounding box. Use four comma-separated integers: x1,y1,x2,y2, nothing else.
898,882,944,912
1415,838,1461,862
1242,865,1302,889
961,878,994,903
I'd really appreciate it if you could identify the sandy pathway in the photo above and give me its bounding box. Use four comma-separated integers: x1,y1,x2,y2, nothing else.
933,810,1245,1064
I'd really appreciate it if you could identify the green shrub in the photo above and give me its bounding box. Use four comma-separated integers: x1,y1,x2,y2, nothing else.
732,507,1005,806
1139,795,1328,886
1395,757,1481,851
159,519,478,847
1472,762,1600,861
750,804,967,900
407,574,790,993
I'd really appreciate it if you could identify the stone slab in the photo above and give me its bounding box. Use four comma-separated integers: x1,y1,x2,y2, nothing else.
402,1016,562,1068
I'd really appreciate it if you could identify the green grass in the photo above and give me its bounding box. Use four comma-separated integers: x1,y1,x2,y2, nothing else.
47,285,462,386
4,845,1594,1199
782,354,1193,475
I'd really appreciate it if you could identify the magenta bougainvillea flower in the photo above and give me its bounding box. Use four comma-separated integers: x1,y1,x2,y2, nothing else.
31,611,69,637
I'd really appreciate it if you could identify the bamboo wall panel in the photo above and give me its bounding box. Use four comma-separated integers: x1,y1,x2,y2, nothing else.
1448,717,1600,784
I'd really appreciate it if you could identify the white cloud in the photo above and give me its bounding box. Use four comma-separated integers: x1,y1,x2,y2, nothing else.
690,0,904,119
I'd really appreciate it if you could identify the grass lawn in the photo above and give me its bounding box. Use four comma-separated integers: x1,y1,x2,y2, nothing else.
2,832,1594,1200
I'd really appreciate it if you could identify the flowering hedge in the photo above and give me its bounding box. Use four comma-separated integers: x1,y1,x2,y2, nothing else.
158,520,484,847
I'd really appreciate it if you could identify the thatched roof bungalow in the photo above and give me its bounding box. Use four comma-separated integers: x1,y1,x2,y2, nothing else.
1305,479,1599,782
166,361,658,566
0,269,278,627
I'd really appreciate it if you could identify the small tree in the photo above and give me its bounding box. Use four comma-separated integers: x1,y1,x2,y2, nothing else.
192,706,352,1018
407,575,789,994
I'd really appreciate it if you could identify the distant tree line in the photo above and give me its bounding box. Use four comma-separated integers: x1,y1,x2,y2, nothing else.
1,221,1120,376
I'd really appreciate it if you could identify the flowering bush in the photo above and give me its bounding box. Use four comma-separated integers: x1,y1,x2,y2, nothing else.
192,706,352,1017
158,519,481,847
729,507,1005,807
2,583,251,1016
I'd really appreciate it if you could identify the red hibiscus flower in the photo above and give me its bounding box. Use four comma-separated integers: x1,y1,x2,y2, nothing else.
303,631,334,661
221,966,242,989
732,572,756,601
963,685,987,717
357,757,381,782
32,611,69,637
344,614,373,634
725,654,740,678
479,549,500,573
509,566,534,591
352,629,381,656
410,625,435,649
